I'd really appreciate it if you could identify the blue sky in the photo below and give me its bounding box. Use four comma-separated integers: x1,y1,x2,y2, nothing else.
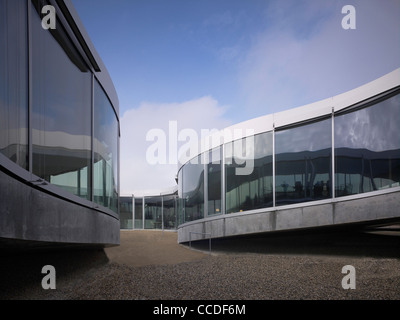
72,0,400,194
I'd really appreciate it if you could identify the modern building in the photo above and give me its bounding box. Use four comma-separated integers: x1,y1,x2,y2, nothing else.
120,187,178,231
0,0,120,248
177,69,400,243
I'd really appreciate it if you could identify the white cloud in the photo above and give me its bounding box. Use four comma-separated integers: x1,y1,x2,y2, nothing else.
120,96,231,196
238,0,400,119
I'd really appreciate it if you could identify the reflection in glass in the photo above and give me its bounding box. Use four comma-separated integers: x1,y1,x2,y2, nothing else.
134,198,143,229
163,195,177,229
225,132,273,213
207,147,222,215
182,155,204,222
0,0,28,169
177,169,184,225
120,197,133,229
144,196,162,229
275,119,332,205
94,79,119,212
335,93,400,196
31,5,92,199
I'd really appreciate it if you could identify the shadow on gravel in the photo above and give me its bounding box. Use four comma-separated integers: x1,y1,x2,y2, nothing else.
185,227,400,259
0,247,109,299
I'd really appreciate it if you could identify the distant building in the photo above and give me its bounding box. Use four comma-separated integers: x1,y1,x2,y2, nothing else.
120,187,178,231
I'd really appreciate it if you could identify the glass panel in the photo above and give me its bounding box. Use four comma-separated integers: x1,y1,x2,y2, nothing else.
144,196,162,229
275,119,332,206
177,169,184,225
134,197,143,229
335,93,400,196
163,195,177,230
225,132,273,213
207,147,222,215
120,197,133,229
94,79,119,212
182,154,204,222
0,0,28,169
31,5,92,200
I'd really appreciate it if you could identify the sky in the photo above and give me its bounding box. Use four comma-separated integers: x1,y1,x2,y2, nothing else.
71,0,400,196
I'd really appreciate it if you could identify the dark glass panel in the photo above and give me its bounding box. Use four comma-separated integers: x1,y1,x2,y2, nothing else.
134,197,143,229
335,93,400,196
275,119,332,205
177,169,184,225
120,197,133,229
94,79,119,212
144,196,162,229
163,195,177,229
182,155,204,222
225,132,273,213
0,0,28,169
31,5,92,199
207,147,222,215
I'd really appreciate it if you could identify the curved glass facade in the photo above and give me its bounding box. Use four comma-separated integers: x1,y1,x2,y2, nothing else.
32,4,92,200
182,154,205,223
0,0,120,215
177,89,400,225
94,79,119,212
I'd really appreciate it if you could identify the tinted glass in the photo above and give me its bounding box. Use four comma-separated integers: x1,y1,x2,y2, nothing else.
163,195,177,229
134,198,143,229
226,132,273,213
335,93,400,196
0,0,28,169
207,147,222,215
120,197,133,229
31,5,92,199
177,169,184,225
275,119,332,205
182,155,204,222
94,79,119,212
144,196,162,229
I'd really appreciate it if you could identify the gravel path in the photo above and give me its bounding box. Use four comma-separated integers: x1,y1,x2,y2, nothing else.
1,230,399,300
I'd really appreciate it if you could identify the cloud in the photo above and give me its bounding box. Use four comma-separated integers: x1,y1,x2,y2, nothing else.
238,0,400,119
120,96,231,196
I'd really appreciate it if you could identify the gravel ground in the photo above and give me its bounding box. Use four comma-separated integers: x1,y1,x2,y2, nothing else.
0,230,399,300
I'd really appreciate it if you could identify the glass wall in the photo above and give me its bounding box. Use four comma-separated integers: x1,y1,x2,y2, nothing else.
94,79,119,213
118,194,178,230
207,147,222,215
335,93,400,196
120,196,133,229
134,197,143,229
275,118,332,206
182,154,204,222
176,89,400,227
31,3,92,200
0,0,28,170
225,132,273,213
177,169,184,226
